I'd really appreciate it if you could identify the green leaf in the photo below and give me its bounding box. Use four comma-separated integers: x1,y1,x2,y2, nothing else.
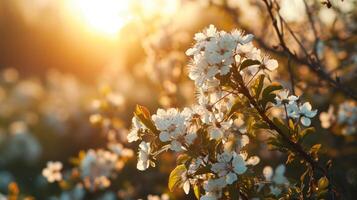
193,184,201,199
310,144,322,159
252,74,265,99
134,105,158,134
288,119,295,131
318,176,329,189
259,94,276,109
259,82,282,109
299,127,315,138
240,59,261,70
262,82,283,98
272,117,290,136
168,164,186,192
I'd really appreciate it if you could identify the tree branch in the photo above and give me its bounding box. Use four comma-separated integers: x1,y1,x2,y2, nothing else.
261,0,357,100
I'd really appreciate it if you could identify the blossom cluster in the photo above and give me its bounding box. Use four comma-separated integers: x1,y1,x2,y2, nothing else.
79,146,133,191
38,85,135,198
274,90,317,126
128,25,311,199
129,92,260,199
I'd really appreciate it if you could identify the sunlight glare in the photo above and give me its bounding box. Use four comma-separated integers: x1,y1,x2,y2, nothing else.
71,0,132,36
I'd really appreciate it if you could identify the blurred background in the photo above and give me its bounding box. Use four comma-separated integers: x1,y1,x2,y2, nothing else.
0,0,356,199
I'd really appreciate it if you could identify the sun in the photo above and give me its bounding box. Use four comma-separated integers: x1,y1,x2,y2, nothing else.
70,0,132,36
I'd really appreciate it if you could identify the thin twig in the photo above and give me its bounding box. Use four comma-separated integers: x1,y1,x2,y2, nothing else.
261,0,357,100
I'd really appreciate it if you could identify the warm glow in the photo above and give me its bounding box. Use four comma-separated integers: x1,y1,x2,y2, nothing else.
70,0,132,36
68,0,180,38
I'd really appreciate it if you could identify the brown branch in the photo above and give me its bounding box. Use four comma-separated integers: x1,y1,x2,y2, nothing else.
302,0,320,60
237,79,321,171
215,1,357,100
261,0,357,101
231,69,338,198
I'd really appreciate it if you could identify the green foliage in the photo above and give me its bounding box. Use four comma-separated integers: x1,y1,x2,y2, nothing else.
251,74,265,99
272,117,290,136
168,164,187,192
134,104,159,134
259,82,283,109
193,184,201,199
240,59,261,70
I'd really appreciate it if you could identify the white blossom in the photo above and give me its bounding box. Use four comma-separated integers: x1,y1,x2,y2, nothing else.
274,89,299,106
211,151,247,185
207,120,232,140
152,108,187,152
262,164,289,196
42,161,63,183
299,102,318,126
127,116,142,143
319,106,335,129
263,164,289,185
80,149,120,190
189,55,218,87
200,177,227,200
137,142,152,171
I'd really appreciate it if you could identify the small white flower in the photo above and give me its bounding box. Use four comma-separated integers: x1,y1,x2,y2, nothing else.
180,157,206,195
200,177,227,200
137,142,152,171
211,151,247,185
127,116,142,143
272,165,289,185
319,106,335,129
205,33,235,70
231,29,254,44
263,164,289,185
245,156,260,166
299,102,318,126
189,55,218,87
239,135,250,149
186,25,218,57
263,164,289,196
79,149,119,190
274,90,299,106
42,161,62,183
263,166,273,181
261,56,278,71
152,108,187,152
207,120,232,140
286,103,300,119
236,42,261,60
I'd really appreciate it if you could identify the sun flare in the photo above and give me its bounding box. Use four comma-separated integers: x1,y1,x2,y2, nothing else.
70,0,132,36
